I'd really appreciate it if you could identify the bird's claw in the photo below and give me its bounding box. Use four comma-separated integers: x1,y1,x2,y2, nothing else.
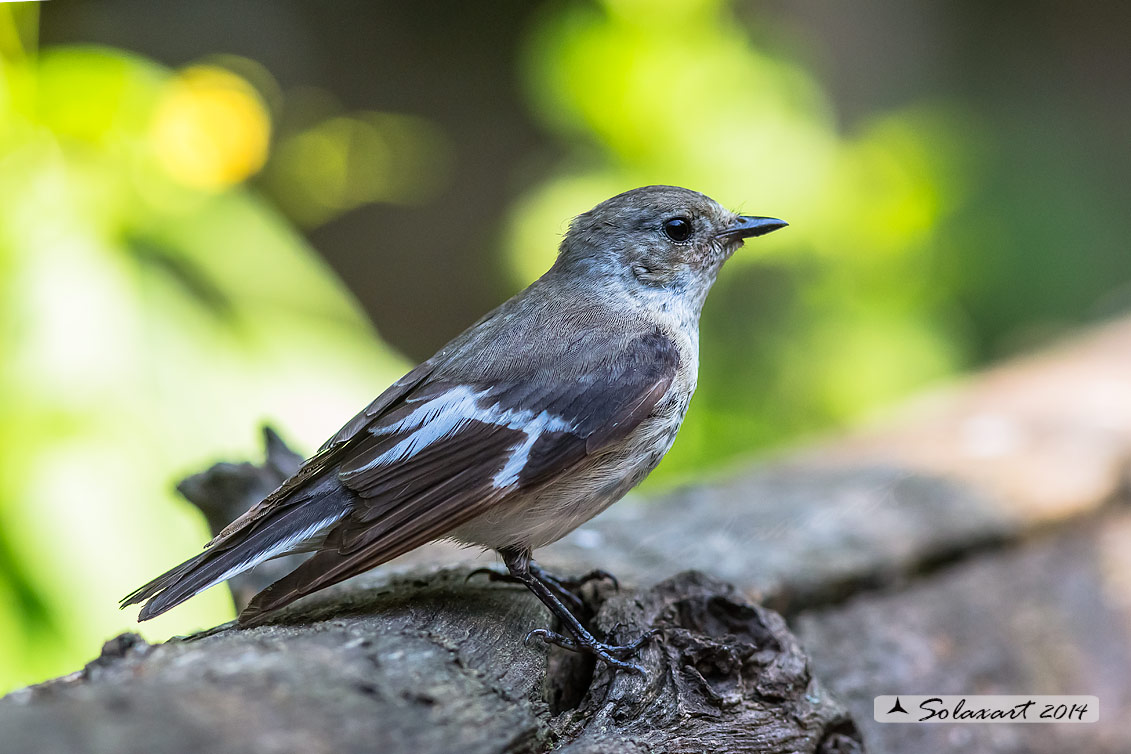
523,626,655,675
621,627,661,651
465,567,517,584
524,627,575,650
554,568,620,592
466,566,616,592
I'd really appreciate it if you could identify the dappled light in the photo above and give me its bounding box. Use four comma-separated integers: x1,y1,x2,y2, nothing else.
0,8,412,691
0,0,1128,710
150,65,271,189
264,111,451,228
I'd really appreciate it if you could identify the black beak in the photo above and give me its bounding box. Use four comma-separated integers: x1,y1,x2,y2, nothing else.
720,215,788,240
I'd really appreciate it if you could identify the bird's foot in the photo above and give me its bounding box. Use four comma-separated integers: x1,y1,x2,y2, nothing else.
524,626,659,674
468,564,617,614
467,565,617,592
535,566,619,594
465,566,518,585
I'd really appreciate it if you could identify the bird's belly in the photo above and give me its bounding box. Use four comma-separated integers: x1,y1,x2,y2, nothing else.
449,386,691,552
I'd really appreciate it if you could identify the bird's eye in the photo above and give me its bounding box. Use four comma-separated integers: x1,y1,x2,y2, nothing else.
662,217,693,242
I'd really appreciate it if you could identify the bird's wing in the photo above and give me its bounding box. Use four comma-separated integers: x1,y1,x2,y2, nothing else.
120,357,444,620
238,328,680,623
208,357,440,546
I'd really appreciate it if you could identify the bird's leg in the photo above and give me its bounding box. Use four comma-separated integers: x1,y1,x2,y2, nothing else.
499,546,654,674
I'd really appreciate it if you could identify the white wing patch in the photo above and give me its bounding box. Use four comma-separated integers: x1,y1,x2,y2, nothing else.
492,410,564,487
362,385,490,469
348,384,574,488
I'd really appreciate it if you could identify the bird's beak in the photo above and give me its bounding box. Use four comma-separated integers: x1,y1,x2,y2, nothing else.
719,215,788,241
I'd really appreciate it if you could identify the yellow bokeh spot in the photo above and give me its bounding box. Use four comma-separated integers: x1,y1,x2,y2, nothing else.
264,111,451,228
150,66,270,189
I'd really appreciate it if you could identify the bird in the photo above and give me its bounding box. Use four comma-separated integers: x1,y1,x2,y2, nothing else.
121,185,787,671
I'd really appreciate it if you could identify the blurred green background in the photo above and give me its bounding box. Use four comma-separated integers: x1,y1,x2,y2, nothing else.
1,0,1127,693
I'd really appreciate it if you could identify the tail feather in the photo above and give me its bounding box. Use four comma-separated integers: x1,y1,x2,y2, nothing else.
122,485,352,621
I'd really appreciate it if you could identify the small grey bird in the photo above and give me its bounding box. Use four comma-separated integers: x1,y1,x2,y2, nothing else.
122,186,786,670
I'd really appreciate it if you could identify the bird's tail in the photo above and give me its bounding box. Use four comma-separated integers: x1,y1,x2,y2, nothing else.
121,481,352,621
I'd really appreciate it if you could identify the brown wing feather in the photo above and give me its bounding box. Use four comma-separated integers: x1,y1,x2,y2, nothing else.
238,328,680,625
238,423,517,624
210,358,438,545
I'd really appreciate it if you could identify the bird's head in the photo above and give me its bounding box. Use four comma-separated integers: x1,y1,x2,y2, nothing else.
554,185,786,315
